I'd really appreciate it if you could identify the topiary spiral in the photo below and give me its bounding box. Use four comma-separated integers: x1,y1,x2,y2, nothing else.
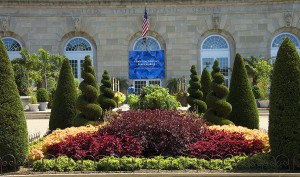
74,55,102,126
203,60,234,125
187,65,207,114
98,70,116,113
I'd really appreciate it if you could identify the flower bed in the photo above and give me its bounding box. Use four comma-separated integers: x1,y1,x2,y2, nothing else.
29,110,269,164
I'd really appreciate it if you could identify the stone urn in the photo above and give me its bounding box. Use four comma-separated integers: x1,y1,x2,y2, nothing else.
38,102,48,111
28,103,40,112
258,100,270,108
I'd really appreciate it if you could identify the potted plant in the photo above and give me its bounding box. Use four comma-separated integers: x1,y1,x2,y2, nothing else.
28,93,40,112
37,88,49,111
114,91,126,107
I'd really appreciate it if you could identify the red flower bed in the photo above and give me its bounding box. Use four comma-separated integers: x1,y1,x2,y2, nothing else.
189,129,264,158
47,133,142,160
101,109,208,157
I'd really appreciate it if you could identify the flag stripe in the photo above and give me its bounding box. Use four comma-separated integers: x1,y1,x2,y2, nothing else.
142,7,149,39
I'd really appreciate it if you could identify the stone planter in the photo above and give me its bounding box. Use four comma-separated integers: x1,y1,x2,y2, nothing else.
38,102,48,111
20,96,31,110
258,100,270,108
28,103,40,112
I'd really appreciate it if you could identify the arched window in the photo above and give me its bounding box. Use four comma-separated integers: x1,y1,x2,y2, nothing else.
64,37,93,80
271,33,300,62
2,37,22,60
133,36,161,51
131,36,162,95
201,35,230,86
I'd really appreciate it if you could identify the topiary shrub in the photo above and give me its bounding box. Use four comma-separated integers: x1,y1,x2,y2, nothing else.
0,37,28,166
36,88,49,102
139,85,180,110
200,67,212,105
49,59,77,131
203,60,233,125
98,70,116,114
74,55,102,126
227,53,259,129
187,65,207,114
269,38,300,159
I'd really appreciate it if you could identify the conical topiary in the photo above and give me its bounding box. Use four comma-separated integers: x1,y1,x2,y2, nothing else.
74,55,102,126
269,38,300,159
49,59,77,131
187,65,207,114
98,70,116,115
203,60,233,125
200,67,212,103
0,37,28,164
227,53,259,129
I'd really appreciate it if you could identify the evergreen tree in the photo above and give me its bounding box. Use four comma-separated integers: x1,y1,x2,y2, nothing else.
269,38,300,159
0,37,28,164
49,59,77,131
98,70,116,114
227,53,259,129
200,67,212,103
204,60,233,125
187,65,207,114
74,55,102,126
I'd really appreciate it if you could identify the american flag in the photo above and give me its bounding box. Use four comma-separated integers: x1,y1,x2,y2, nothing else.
142,7,150,39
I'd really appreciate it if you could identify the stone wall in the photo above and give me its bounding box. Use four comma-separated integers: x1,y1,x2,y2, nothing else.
0,0,299,83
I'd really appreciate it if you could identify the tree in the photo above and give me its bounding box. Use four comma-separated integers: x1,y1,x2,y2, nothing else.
49,59,77,131
73,55,102,126
203,60,233,125
187,65,207,114
98,70,116,115
200,67,212,103
227,53,259,129
11,58,30,96
0,37,28,164
269,38,300,159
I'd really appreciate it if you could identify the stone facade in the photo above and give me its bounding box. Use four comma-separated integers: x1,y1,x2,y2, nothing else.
0,0,299,86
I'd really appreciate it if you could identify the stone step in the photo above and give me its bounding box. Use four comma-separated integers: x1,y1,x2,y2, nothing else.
25,110,51,119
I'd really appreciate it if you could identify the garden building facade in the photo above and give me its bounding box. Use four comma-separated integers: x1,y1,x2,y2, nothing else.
0,0,299,94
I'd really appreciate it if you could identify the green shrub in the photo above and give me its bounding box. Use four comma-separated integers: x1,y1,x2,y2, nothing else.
12,61,29,96
36,88,49,102
49,59,77,131
203,60,233,125
139,85,180,110
252,85,261,99
200,67,212,103
187,65,207,114
98,70,116,115
269,37,300,159
29,93,37,104
128,94,140,110
227,53,259,129
74,55,102,126
0,37,28,165
75,160,96,171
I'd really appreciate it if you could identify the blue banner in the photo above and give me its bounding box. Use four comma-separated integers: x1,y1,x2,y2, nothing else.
129,50,165,79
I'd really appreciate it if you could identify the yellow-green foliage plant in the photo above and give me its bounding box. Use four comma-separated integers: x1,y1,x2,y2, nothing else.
0,37,28,166
204,60,233,125
227,53,259,129
269,38,300,159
